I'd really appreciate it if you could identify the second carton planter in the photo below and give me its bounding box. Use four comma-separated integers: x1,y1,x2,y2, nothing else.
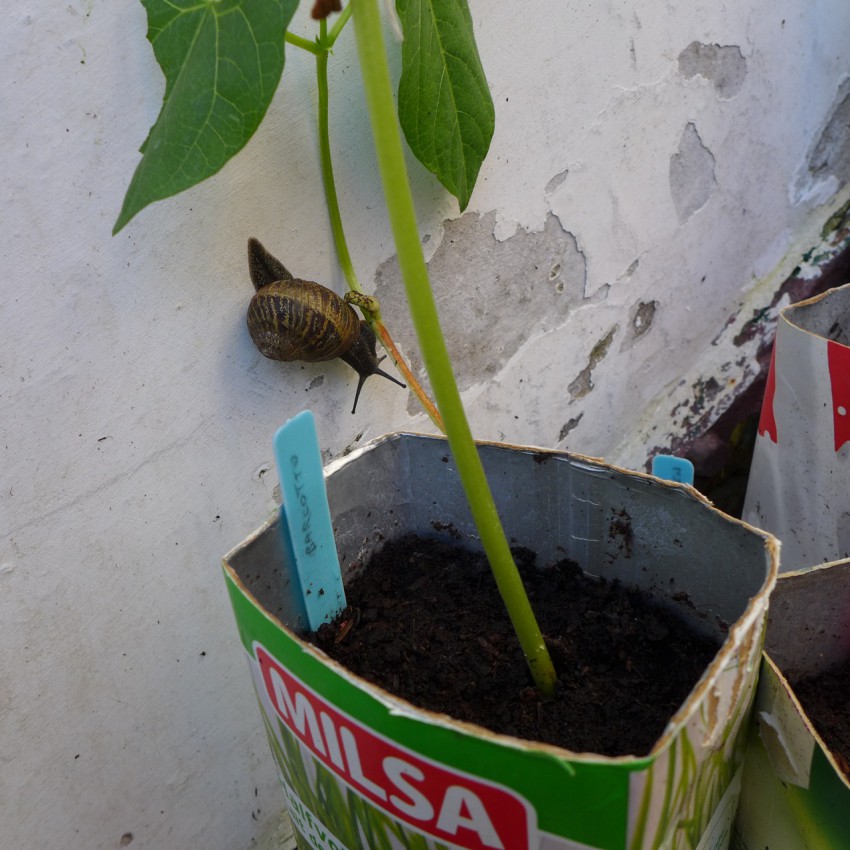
743,282,850,571
223,433,777,850
734,558,850,848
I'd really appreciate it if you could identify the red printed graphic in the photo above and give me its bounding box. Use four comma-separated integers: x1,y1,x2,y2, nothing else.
828,340,850,451
255,644,533,850
758,344,778,443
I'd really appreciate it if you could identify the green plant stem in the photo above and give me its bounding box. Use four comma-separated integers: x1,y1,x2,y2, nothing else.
314,17,444,431
285,31,320,54
326,4,354,44
350,0,556,698
316,27,361,294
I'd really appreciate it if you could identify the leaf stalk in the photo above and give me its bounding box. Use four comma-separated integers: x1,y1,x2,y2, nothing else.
314,13,443,431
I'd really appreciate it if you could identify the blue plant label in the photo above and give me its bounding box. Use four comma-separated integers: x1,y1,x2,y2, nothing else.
651,454,695,486
274,411,346,630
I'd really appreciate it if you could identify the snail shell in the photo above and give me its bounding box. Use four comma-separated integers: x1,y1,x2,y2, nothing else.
246,238,404,413
247,278,361,362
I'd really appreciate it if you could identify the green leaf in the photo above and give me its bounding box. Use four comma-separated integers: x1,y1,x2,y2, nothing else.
114,0,299,234
395,0,494,211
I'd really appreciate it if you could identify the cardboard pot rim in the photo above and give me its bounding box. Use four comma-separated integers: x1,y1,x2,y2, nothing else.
759,651,850,792
761,556,850,790
224,431,779,765
779,280,850,346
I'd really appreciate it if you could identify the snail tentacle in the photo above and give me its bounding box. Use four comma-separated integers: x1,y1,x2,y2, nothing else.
339,323,406,414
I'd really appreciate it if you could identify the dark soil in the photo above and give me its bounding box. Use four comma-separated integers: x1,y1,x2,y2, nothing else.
791,659,850,780
311,534,721,757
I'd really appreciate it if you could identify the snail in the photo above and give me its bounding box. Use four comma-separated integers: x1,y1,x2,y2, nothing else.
246,238,405,414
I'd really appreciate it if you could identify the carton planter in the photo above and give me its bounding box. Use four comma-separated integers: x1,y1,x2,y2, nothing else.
743,282,850,571
223,433,777,850
734,559,850,849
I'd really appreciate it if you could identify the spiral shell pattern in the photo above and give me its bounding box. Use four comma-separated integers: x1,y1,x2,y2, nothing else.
247,280,360,362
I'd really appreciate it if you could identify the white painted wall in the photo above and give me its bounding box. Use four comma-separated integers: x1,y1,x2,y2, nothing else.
3,1,849,847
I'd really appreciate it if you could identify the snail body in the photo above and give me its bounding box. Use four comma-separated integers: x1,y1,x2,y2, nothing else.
246,238,404,413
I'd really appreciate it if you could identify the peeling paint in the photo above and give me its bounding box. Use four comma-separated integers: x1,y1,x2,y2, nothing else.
793,80,850,206
544,170,569,196
373,211,587,411
732,306,776,347
808,79,850,188
559,414,584,441
677,42,747,99
568,368,593,400
568,325,619,399
621,258,640,281
611,194,850,473
670,123,717,224
690,376,723,415
632,301,657,339
493,214,519,242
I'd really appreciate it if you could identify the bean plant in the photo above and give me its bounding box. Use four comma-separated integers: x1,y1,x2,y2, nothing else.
116,0,557,696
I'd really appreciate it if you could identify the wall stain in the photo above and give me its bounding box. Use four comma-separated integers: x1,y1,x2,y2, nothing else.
621,257,640,281
670,123,717,224
559,414,584,441
569,325,619,399
678,42,747,99
808,79,850,187
545,170,569,196
632,300,657,339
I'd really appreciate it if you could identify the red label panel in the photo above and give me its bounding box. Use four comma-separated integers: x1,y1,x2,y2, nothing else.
256,644,533,850
758,344,778,443
828,340,850,452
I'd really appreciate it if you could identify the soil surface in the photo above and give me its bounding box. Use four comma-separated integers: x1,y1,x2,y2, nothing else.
792,659,850,780
311,534,721,757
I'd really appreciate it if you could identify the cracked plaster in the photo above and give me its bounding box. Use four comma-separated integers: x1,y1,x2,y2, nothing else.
373,211,587,410
543,71,727,298
670,123,718,224
568,325,620,399
677,43,748,100
793,78,850,206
